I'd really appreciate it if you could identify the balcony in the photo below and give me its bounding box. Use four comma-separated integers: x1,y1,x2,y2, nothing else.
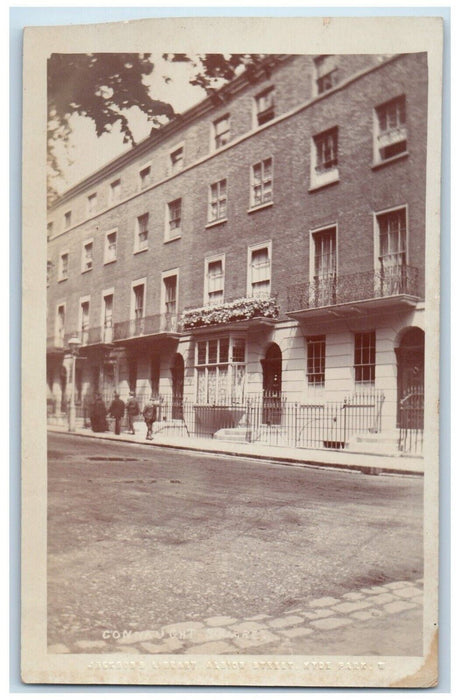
181,296,279,333
46,335,67,354
287,266,421,320
113,313,181,343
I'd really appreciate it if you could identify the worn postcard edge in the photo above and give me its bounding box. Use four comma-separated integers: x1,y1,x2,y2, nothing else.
21,15,442,687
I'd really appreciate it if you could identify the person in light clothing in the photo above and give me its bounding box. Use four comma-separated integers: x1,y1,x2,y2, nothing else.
142,396,159,440
125,391,140,435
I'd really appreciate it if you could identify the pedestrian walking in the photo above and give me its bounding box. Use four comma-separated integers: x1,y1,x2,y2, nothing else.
108,392,125,435
90,393,108,433
142,396,159,440
125,391,140,435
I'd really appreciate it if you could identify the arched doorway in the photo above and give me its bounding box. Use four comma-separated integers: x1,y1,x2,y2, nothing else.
395,327,424,427
171,353,184,419
261,343,282,424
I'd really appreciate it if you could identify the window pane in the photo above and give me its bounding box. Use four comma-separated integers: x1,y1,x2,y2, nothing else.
196,368,206,403
197,341,207,365
208,339,218,364
217,366,228,404
219,337,229,363
232,365,245,402
232,339,245,363
207,367,217,403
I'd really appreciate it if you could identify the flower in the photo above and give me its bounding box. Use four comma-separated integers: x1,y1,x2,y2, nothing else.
181,296,279,330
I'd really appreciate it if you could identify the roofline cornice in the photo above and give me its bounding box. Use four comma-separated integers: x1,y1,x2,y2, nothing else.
48,54,293,210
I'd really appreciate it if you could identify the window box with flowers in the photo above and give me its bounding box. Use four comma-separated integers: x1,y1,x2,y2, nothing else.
182,296,279,330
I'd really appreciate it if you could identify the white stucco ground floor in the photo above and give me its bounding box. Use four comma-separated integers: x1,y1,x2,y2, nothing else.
47,303,425,456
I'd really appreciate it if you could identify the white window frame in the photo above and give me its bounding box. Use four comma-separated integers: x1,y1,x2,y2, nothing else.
101,287,115,344
165,198,182,241
305,335,326,388
81,237,94,273
130,278,147,321
309,224,338,282
212,114,230,150
104,228,118,264
208,179,228,224
169,142,185,175
139,162,152,190
55,302,66,347
373,95,408,165
247,240,272,298
87,192,98,217
58,250,69,281
354,330,376,385
109,178,121,204
78,295,91,346
249,157,274,210
64,211,72,229
310,127,339,190
195,336,246,405
373,204,409,271
204,254,225,305
254,86,275,128
134,213,149,253
161,268,179,317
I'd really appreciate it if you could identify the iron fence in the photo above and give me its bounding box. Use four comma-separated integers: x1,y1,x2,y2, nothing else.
49,389,422,455
105,391,386,449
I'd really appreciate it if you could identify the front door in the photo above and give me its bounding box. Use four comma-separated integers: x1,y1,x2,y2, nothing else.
396,327,424,428
262,343,282,425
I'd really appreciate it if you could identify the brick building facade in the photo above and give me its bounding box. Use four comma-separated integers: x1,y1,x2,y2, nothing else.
46,53,427,452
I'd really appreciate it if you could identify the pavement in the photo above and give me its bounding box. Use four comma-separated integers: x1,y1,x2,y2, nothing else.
47,424,424,476
48,578,424,656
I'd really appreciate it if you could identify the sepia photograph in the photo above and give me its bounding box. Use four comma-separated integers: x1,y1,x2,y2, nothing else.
21,15,443,687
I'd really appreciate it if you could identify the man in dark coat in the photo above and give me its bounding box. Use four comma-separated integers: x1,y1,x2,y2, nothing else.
125,391,140,435
108,392,125,435
142,396,158,440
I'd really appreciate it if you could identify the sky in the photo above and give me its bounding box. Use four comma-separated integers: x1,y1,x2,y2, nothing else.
50,55,207,194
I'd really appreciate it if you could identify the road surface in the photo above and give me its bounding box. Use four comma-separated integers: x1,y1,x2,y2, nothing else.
47,432,423,655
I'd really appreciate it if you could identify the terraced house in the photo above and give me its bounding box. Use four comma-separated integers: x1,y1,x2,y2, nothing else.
47,52,427,455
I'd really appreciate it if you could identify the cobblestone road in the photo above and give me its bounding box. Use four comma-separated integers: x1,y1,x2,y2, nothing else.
49,578,423,656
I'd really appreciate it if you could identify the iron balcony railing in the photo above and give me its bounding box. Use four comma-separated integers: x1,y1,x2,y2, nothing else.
287,265,420,312
47,316,179,351
113,313,179,341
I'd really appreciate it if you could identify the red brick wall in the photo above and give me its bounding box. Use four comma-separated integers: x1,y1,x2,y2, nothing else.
47,53,427,338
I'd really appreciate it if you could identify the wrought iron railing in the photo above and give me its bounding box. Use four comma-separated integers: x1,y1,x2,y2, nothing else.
399,387,424,454
287,266,420,312
113,313,179,341
58,390,385,450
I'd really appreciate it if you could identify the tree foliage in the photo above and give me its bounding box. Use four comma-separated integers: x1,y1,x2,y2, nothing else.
163,53,267,93
48,53,265,202
47,53,175,200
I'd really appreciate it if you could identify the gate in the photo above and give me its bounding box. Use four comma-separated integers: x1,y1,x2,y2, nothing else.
399,386,424,453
